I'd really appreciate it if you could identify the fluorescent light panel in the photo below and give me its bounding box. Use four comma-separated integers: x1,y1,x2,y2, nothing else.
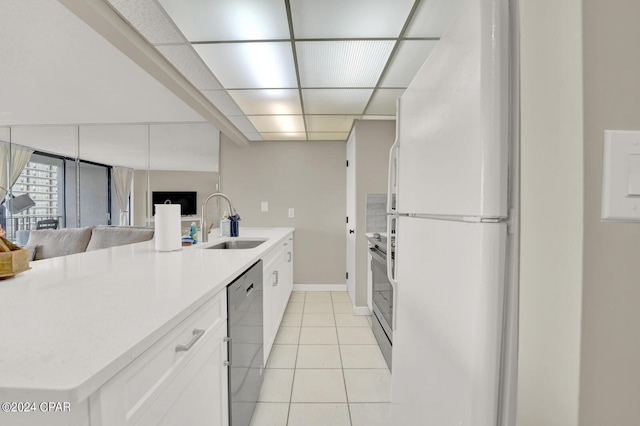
305,115,361,132
194,42,297,89
261,132,307,141
158,0,290,41
229,89,302,115
302,89,373,114
248,115,305,133
296,41,395,88
289,0,414,38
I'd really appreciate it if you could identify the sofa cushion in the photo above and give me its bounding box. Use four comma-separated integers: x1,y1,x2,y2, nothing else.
27,227,93,260
85,226,154,251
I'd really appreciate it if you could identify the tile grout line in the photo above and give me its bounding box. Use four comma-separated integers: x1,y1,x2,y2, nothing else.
285,291,305,426
332,291,354,426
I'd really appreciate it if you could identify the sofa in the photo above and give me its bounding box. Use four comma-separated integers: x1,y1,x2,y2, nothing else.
25,226,154,261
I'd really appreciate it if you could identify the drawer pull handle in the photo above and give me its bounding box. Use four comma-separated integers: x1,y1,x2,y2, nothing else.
272,270,279,286
287,252,292,262
175,329,205,352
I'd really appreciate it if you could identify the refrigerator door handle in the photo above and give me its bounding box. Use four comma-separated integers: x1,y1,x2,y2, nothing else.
386,215,398,287
386,214,398,331
387,99,400,214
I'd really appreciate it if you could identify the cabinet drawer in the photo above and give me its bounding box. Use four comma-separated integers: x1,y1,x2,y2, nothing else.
93,291,227,425
263,239,292,271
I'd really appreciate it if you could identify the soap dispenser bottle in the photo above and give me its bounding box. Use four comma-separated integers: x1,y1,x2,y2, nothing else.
220,212,231,237
189,222,198,244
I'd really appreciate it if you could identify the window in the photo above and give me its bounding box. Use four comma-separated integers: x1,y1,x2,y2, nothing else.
7,153,64,236
4,151,113,241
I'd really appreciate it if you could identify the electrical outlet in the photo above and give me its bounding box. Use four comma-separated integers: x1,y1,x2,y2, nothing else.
261,201,268,212
288,208,295,218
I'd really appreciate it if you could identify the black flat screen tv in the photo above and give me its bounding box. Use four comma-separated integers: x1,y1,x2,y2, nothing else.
152,191,198,216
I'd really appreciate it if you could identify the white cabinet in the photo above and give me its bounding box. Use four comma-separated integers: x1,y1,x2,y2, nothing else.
90,291,228,426
262,232,294,365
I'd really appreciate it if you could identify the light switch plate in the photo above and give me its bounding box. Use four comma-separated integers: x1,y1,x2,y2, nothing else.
602,130,640,221
288,208,295,218
261,201,268,212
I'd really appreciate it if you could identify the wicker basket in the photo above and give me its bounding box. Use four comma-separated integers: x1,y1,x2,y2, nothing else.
0,237,30,279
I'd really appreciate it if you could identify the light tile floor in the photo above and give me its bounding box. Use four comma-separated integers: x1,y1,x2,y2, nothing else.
250,291,391,426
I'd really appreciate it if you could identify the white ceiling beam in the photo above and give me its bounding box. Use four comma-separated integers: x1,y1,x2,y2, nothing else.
57,0,250,146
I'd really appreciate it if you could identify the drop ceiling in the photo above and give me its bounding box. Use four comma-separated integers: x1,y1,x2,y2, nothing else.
105,0,464,142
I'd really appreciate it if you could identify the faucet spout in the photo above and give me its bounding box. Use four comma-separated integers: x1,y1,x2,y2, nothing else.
200,192,237,243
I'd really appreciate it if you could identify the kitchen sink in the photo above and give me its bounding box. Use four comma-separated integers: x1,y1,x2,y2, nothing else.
203,239,266,250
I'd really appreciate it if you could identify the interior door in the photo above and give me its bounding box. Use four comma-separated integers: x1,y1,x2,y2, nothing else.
346,133,356,301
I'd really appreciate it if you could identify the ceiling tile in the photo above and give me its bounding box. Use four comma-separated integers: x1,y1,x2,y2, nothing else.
158,0,290,41
297,41,395,88
405,0,466,38
194,42,297,89
261,132,307,141
244,132,264,141
229,89,302,115
302,89,373,114
228,116,259,133
107,0,184,44
305,115,361,132
290,0,414,38
380,40,438,88
202,90,245,116
307,132,349,141
366,89,405,115
155,44,222,90
248,115,305,133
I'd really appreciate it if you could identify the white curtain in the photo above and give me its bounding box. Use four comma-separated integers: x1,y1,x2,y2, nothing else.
113,166,134,226
0,143,34,200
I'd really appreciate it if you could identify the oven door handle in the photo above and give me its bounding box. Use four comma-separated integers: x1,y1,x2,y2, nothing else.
369,247,387,265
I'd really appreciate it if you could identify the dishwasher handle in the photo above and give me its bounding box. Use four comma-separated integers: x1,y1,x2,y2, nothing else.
224,336,232,366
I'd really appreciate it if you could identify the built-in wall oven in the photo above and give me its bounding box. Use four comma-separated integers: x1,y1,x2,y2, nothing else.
369,236,393,370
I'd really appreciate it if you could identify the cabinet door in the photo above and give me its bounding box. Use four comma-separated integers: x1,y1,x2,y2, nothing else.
135,322,228,426
284,237,294,295
270,257,286,342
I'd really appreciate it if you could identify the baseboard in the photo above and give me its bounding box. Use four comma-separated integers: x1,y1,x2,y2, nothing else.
352,305,372,316
293,284,347,292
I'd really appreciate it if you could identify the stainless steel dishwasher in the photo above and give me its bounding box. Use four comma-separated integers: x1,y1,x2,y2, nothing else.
227,260,263,426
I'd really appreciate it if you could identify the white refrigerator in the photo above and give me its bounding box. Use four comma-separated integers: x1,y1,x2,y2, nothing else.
387,0,519,425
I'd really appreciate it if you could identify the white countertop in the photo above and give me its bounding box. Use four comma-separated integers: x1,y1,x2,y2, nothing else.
0,227,294,402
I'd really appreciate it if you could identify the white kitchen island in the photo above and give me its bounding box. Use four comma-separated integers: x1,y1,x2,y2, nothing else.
0,227,294,426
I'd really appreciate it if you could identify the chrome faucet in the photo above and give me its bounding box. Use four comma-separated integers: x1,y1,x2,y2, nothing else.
201,192,237,243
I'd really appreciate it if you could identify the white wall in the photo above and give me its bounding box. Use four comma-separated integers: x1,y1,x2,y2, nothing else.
219,135,346,285
518,0,584,425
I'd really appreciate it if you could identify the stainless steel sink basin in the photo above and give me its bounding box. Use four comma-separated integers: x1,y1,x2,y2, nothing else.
204,239,266,250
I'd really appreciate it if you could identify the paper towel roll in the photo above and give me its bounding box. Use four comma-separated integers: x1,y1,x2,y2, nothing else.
154,204,182,252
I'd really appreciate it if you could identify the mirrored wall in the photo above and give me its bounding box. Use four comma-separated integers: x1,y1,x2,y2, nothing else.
0,123,220,243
